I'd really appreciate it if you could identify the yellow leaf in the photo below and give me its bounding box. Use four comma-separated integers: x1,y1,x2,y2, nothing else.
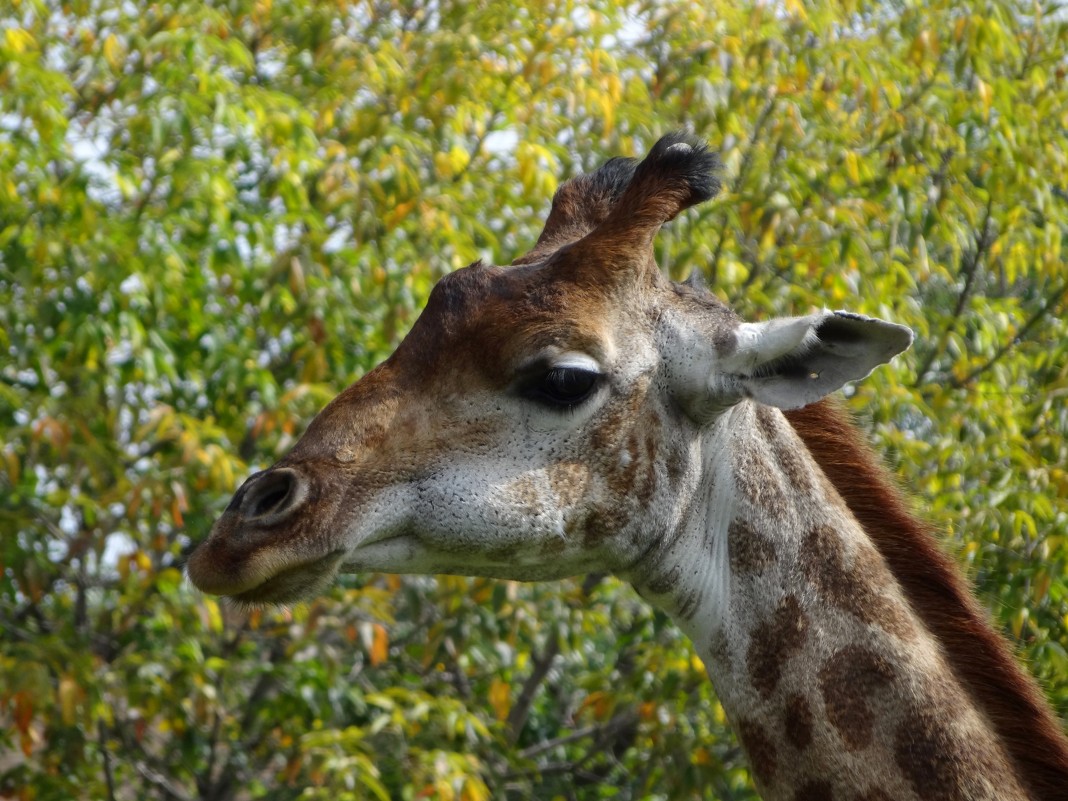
170,497,184,528
461,778,491,801
909,30,935,65
976,79,992,118
58,676,81,725
103,34,124,70
954,17,968,43
448,145,470,174
2,449,18,484
203,598,223,634
370,623,389,666
1012,607,1028,639
1033,571,1051,604
319,106,334,131
844,150,860,184
488,677,511,721
385,200,415,230
4,28,35,54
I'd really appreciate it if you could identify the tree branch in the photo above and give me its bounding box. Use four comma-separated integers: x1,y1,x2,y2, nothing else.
443,635,472,700
517,710,639,760
913,200,993,387
98,720,117,801
133,759,195,801
708,93,778,285
949,280,1068,389
505,631,560,743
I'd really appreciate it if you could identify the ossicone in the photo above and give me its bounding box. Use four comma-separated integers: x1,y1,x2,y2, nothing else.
552,132,721,284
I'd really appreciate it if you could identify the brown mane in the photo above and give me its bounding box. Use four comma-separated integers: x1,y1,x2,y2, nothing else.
785,399,1068,801
521,149,1068,799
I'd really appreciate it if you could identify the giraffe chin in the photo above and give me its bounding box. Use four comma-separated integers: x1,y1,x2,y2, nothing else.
228,550,347,607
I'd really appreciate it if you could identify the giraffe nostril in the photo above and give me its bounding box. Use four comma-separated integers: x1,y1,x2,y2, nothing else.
241,468,307,523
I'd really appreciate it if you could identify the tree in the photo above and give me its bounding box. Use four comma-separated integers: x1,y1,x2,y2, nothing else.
2,1,1065,798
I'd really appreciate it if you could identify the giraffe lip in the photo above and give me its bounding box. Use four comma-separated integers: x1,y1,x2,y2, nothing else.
339,531,418,571
229,549,347,605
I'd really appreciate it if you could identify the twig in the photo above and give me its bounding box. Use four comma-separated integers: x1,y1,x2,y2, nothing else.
708,93,778,284
949,280,1068,389
98,721,117,801
517,711,639,760
197,710,224,799
133,759,195,801
444,635,472,700
505,632,560,743
913,200,993,387
505,710,639,784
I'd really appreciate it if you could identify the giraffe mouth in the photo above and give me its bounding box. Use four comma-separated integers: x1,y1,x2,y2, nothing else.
229,549,347,606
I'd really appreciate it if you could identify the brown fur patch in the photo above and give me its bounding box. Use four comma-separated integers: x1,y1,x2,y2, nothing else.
547,461,590,507
747,594,809,699
737,718,778,787
578,501,625,549
784,693,814,751
894,709,988,801
645,562,681,596
707,628,732,670
819,646,896,751
757,405,814,493
793,779,834,801
798,524,914,640
666,445,686,484
639,415,660,503
855,790,894,801
591,390,660,504
507,475,541,513
733,435,790,522
787,400,1068,801
728,518,777,574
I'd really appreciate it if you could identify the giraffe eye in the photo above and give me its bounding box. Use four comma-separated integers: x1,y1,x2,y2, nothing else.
523,366,600,409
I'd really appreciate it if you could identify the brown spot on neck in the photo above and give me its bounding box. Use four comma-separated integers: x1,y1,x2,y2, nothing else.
737,718,778,788
818,646,896,752
756,405,814,493
747,594,809,699
784,693,814,751
798,524,915,641
786,399,1068,801
793,779,834,801
733,428,791,522
728,518,777,575
855,791,894,801
894,709,1006,801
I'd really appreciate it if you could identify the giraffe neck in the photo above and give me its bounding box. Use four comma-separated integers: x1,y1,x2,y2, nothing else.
631,401,1031,801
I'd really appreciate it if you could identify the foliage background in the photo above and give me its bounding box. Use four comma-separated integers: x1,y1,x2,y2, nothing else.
2,0,1067,798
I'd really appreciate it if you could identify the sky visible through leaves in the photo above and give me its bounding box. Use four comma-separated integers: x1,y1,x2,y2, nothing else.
1,1,1067,799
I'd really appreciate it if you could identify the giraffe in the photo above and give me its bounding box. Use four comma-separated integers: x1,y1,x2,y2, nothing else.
186,134,1068,800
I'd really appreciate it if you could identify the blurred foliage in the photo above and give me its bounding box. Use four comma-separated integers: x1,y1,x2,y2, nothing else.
1,0,1067,798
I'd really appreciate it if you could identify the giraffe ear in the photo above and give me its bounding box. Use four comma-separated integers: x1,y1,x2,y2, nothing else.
717,311,913,410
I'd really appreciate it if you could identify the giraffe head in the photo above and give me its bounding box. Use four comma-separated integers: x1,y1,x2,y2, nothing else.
186,134,912,604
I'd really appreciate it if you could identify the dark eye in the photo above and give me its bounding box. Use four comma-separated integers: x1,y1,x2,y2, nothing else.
523,366,600,409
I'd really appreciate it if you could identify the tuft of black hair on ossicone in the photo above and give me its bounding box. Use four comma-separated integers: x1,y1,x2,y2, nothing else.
586,156,640,204
644,131,722,206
